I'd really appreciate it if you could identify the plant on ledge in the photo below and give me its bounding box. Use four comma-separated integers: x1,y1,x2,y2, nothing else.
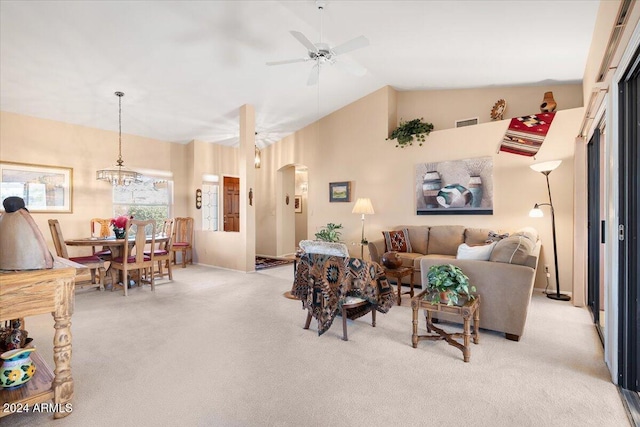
386,117,434,148
426,264,475,306
315,223,343,242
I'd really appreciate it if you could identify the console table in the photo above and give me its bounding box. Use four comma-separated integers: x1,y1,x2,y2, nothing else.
411,289,480,362
0,259,76,419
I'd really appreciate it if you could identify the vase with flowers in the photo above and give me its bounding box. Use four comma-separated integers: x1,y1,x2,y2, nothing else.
110,215,132,239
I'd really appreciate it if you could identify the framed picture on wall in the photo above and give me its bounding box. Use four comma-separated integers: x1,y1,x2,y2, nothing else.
415,156,493,215
294,195,302,213
329,181,351,202
0,161,73,213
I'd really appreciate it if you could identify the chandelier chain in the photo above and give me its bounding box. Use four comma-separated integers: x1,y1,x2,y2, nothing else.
116,91,124,167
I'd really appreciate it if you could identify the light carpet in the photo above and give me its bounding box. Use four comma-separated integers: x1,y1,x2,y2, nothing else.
3,264,629,427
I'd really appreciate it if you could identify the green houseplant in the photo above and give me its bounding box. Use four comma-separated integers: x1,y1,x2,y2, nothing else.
386,117,434,148
426,264,476,306
314,223,343,242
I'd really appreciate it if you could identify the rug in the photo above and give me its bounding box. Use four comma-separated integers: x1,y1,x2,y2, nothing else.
499,112,555,156
255,256,293,270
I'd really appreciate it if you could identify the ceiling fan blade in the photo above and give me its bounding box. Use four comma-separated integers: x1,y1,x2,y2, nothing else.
266,58,308,66
332,35,369,56
334,60,367,77
307,63,320,86
290,30,318,53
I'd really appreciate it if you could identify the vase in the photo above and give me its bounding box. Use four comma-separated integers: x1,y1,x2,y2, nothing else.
114,228,126,239
422,171,441,208
540,91,557,113
468,176,483,208
381,251,403,269
0,348,36,390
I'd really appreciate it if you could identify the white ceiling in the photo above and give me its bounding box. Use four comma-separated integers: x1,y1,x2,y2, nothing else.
0,1,600,149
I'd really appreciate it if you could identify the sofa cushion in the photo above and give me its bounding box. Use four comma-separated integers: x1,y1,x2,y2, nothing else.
396,252,423,270
456,242,497,261
427,225,465,256
464,228,493,246
490,235,535,265
399,226,429,255
512,227,539,243
383,228,413,253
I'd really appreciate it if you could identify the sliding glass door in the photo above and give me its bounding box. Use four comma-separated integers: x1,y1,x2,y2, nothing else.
587,128,606,343
617,46,639,392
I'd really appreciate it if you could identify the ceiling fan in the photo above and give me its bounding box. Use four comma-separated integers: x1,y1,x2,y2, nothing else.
266,0,369,85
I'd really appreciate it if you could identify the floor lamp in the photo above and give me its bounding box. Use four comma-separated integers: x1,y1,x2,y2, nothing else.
529,160,571,301
352,198,375,259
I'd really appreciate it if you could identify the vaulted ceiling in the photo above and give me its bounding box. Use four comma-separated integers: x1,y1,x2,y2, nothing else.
0,1,599,148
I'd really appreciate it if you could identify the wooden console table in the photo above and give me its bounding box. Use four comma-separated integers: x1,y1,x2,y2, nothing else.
411,289,480,362
0,259,76,419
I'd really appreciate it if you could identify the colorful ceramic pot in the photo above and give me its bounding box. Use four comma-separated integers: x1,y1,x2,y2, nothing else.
381,251,403,269
0,348,36,390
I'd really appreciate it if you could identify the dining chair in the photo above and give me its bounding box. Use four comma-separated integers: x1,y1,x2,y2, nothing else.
171,217,194,268
109,219,156,296
47,219,106,291
90,217,112,260
144,218,174,281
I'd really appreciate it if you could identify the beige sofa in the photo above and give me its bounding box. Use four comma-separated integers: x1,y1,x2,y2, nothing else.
368,225,541,341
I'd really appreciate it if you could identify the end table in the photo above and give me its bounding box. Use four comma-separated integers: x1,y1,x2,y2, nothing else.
411,289,480,362
384,266,414,306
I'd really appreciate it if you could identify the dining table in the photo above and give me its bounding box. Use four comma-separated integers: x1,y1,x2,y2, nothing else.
65,234,169,290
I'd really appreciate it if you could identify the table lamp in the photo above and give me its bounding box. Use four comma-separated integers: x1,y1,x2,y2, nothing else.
529,160,570,301
352,198,375,259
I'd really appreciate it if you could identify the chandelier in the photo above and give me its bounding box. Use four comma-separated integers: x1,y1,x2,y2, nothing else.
96,91,142,186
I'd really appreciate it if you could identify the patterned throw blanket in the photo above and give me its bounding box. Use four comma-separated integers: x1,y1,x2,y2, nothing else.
291,253,396,336
500,112,555,157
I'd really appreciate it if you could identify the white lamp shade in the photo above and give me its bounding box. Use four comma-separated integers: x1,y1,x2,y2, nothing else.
529,207,544,217
352,198,374,215
530,160,562,173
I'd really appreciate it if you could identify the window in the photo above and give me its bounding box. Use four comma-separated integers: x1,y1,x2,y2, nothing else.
202,180,219,231
113,176,172,230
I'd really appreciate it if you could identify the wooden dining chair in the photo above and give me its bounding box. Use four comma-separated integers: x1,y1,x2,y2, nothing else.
171,217,194,268
90,217,112,260
109,219,156,296
48,219,106,291
144,218,174,281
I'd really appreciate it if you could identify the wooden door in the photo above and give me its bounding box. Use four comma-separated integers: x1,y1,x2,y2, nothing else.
223,176,240,232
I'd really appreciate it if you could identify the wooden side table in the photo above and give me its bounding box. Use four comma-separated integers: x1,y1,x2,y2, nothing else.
384,266,414,305
411,289,480,362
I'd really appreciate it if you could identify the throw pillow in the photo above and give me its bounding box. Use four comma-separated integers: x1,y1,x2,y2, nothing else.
489,235,535,265
486,230,510,243
382,228,413,253
456,241,497,261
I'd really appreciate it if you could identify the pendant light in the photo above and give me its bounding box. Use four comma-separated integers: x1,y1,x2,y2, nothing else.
96,91,142,186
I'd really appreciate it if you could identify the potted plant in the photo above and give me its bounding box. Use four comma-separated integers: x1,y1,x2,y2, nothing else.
314,223,343,242
386,117,434,148
426,264,476,306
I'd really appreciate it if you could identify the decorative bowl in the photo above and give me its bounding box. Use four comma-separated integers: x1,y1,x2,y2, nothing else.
381,251,403,269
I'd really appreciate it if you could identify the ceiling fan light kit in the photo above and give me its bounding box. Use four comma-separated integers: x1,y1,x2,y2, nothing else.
266,0,369,85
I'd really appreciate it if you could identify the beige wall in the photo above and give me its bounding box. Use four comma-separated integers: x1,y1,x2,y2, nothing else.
259,85,583,292
0,111,188,258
